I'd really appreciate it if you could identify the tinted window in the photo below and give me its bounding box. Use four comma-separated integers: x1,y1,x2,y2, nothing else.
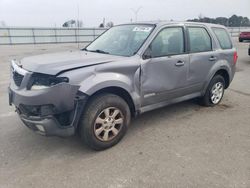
212,28,232,49
188,27,212,53
150,27,184,58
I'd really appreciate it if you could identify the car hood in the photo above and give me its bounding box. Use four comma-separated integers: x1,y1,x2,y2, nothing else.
20,50,124,75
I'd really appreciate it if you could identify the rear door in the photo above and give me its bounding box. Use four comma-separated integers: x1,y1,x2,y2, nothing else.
140,26,189,106
186,26,219,91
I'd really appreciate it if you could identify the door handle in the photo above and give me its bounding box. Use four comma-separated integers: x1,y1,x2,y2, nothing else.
209,56,217,61
175,60,185,67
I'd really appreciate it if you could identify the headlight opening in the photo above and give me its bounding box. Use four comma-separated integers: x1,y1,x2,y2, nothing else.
28,73,69,90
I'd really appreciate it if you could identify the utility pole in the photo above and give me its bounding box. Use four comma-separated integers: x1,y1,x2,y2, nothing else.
76,3,80,48
103,18,106,27
131,7,142,22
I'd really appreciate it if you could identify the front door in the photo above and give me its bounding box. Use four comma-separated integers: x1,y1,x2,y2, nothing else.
141,26,189,106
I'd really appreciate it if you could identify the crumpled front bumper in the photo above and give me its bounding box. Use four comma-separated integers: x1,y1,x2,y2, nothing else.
9,83,88,137
19,114,75,136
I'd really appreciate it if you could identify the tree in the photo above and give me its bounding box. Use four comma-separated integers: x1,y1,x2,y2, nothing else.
215,17,228,26
62,20,83,28
106,22,114,28
188,15,250,27
0,21,6,27
229,15,240,27
62,20,76,27
242,17,250,26
99,23,104,28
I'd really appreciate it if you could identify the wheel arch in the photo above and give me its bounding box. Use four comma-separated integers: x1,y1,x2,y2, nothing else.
202,67,231,96
85,86,137,117
214,69,230,89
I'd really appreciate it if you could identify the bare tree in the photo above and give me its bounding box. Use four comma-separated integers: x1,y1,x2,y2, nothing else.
0,21,6,27
76,20,83,28
106,22,114,28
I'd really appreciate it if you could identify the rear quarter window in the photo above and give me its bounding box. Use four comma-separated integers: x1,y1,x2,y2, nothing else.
212,28,233,49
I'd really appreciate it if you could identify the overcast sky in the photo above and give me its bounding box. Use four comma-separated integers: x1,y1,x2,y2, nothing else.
0,0,249,27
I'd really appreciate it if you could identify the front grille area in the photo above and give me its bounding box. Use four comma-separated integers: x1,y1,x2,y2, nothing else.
13,71,24,87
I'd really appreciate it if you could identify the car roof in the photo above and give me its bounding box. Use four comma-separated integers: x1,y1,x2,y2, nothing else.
121,21,226,29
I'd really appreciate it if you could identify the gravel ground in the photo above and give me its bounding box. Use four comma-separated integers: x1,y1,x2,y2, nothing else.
0,41,249,188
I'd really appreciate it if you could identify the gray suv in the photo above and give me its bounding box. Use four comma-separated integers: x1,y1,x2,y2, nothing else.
9,22,237,150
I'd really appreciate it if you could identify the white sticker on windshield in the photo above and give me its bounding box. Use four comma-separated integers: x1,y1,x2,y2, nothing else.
133,27,152,32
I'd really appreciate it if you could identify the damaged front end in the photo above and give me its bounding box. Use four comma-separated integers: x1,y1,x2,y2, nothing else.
9,60,88,137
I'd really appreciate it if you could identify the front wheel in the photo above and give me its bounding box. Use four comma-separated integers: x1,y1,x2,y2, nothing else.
79,93,131,150
200,75,225,107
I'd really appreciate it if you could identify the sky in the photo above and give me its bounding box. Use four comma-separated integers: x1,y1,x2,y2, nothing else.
0,0,249,27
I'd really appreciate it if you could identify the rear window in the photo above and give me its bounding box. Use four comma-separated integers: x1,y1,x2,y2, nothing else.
212,28,232,49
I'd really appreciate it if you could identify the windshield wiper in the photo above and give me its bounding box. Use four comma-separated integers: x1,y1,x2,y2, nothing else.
84,49,110,54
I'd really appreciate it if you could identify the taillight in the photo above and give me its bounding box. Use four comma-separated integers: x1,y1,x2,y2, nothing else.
233,52,238,65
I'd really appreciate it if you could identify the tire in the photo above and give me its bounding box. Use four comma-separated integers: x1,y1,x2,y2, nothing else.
79,93,131,150
239,38,243,42
200,75,225,107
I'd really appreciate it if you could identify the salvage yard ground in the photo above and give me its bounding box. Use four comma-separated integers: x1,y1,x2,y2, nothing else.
0,40,250,188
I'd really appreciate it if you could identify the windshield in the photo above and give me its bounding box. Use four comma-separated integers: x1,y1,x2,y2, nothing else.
85,24,155,57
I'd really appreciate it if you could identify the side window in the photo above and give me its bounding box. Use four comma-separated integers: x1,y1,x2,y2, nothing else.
188,27,212,53
150,27,184,58
212,27,232,49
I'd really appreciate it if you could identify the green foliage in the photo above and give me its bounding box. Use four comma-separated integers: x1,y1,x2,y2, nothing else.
188,15,250,27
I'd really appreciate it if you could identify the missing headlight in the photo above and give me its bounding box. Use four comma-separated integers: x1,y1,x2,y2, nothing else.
27,73,69,90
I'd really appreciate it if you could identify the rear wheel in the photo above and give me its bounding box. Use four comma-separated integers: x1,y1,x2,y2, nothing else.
79,93,131,150
239,38,243,42
200,75,225,107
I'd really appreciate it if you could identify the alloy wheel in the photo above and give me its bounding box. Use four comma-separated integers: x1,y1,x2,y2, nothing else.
94,107,124,142
210,82,224,104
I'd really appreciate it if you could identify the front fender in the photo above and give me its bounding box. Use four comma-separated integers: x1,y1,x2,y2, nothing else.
78,72,141,109
79,73,132,94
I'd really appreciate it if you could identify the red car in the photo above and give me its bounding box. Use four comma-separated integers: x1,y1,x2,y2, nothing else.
239,31,250,42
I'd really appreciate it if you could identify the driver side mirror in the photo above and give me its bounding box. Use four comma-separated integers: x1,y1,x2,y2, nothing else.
142,46,153,60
